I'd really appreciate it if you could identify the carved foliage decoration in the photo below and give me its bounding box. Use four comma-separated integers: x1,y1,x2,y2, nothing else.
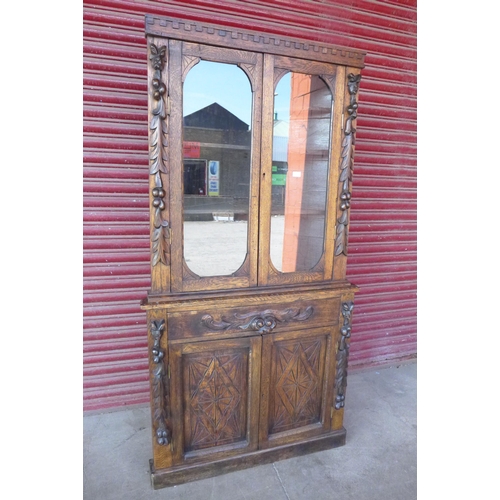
335,73,361,256
271,338,323,433
184,350,247,451
149,43,170,266
202,306,314,334
334,301,354,410
150,319,170,446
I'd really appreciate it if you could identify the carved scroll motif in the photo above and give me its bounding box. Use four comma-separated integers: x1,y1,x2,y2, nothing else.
334,301,354,409
335,73,361,256
150,319,170,446
149,43,170,266
202,306,314,334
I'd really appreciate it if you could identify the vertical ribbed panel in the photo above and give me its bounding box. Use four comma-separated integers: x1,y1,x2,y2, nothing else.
83,0,417,411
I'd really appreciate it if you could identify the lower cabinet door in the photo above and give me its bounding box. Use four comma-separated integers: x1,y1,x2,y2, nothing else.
169,336,262,463
259,327,336,449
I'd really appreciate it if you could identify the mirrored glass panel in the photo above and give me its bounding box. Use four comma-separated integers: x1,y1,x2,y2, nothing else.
270,72,333,273
183,61,252,277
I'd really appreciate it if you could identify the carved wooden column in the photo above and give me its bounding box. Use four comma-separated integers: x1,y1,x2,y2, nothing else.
147,40,171,294
333,69,362,280
147,308,174,469
331,297,355,430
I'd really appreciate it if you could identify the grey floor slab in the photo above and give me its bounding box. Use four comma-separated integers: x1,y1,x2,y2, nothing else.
83,361,416,500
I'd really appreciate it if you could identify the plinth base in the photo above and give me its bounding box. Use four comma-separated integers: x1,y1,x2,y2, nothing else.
150,428,347,489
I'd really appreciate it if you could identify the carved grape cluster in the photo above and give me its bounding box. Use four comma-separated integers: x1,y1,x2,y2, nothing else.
247,316,277,334
340,323,351,341
335,390,346,409
152,187,166,211
347,101,358,118
152,78,166,101
340,191,351,211
156,427,170,446
152,347,164,364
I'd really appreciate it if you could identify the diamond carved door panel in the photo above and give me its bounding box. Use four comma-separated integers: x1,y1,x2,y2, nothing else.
259,327,336,449
271,337,325,433
169,336,261,462
184,349,247,451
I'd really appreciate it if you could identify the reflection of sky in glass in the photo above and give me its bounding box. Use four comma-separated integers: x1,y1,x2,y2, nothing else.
274,72,291,123
183,61,292,127
183,61,253,125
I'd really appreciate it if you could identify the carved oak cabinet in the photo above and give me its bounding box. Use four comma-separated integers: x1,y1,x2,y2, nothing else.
141,14,365,488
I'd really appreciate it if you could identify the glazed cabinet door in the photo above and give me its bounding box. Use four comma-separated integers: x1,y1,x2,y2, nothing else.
259,327,336,449
258,54,350,286
167,41,264,293
168,336,262,463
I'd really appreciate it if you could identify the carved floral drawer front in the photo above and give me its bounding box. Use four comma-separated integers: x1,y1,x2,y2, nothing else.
167,298,340,341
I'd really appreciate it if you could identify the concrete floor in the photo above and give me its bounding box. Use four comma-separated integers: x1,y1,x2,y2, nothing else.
83,361,417,500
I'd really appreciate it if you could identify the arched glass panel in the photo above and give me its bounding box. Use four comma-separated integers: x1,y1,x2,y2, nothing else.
183,61,252,277
270,72,333,272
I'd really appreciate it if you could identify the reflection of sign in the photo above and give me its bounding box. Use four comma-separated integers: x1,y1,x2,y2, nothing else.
183,142,200,158
272,174,286,186
272,165,287,186
208,160,219,196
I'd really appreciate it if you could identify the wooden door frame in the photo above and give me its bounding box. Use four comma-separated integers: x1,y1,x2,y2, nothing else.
169,42,263,293
168,335,262,464
258,54,347,287
258,326,336,449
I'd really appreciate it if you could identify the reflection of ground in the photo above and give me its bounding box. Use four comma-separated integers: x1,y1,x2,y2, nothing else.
270,216,285,271
184,216,285,277
184,196,251,221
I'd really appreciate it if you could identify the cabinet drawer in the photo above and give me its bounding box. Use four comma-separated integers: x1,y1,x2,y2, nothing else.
168,298,340,341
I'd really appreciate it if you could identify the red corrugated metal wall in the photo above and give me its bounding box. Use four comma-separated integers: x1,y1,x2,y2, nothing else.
83,0,417,412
